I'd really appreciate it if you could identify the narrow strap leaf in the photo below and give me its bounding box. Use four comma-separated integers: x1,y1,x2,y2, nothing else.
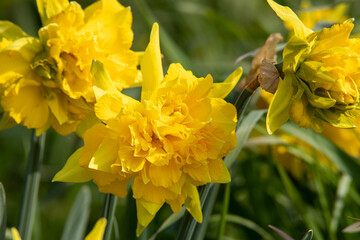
61,185,91,240
0,183,6,240
18,130,46,240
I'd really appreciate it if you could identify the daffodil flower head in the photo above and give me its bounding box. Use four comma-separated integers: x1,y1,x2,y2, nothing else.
297,1,348,30
53,23,242,235
266,0,360,134
0,0,138,135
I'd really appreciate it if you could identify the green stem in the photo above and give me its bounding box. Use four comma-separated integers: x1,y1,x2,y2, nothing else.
18,130,46,240
234,89,253,121
216,183,231,240
0,183,6,240
101,194,118,240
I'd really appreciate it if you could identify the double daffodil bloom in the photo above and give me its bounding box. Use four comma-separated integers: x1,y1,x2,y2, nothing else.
266,0,360,134
0,0,138,135
286,1,348,31
11,218,106,240
54,23,242,235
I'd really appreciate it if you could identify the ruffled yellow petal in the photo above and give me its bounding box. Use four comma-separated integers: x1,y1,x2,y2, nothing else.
132,176,175,204
209,67,243,99
91,59,117,100
36,0,69,24
95,92,138,122
79,124,108,167
84,218,107,240
267,0,312,38
47,91,68,125
208,158,230,183
88,138,118,172
0,21,29,40
136,199,162,236
2,81,49,129
184,181,202,223
53,148,92,182
311,23,353,55
50,116,77,136
148,160,182,188
96,177,129,198
141,23,163,102
76,111,101,138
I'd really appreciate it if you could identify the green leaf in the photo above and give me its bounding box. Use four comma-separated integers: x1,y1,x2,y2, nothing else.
0,183,6,240
18,131,46,240
301,230,313,240
330,175,352,234
225,109,267,168
209,214,275,240
61,185,91,240
281,123,360,183
276,165,324,240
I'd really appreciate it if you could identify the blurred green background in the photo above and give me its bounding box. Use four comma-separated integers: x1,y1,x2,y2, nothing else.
1,0,360,239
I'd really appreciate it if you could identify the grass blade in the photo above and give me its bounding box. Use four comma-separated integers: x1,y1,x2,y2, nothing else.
276,164,324,240
225,109,267,168
281,123,360,183
61,185,91,240
330,175,352,236
301,230,313,240
18,130,46,240
210,214,275,240
0,183,6,240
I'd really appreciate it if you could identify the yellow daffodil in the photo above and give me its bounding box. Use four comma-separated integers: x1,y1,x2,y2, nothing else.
53,23,242,235
266,0,360,134
10,218,106,240
297,1,348,30
0,0,138,135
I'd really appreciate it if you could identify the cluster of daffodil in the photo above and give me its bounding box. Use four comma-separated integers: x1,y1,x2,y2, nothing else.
54,23,242,234
257,0,360,177
2,0,360,238
0,0,138,136
0,0,243,236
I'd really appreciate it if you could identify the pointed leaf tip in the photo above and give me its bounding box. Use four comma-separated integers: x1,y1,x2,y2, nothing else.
141,23,163,102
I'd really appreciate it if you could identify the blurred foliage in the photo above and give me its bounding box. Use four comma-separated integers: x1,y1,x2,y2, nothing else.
1,0,360,239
